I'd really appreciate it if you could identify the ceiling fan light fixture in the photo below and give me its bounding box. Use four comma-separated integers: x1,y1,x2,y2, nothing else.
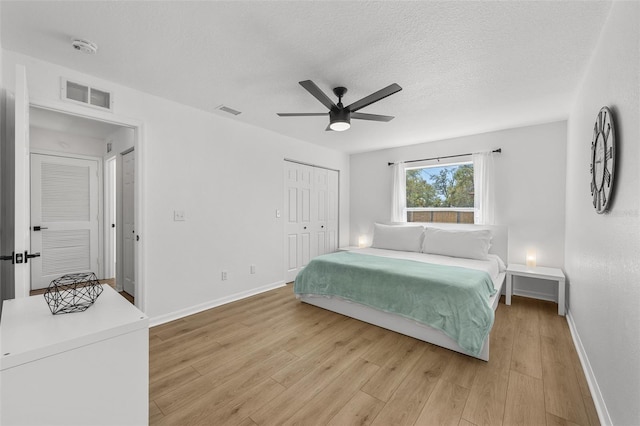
329,109,351,131
329,121,350,131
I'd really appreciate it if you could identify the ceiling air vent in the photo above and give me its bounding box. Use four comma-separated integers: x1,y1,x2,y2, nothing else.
61,78,114,112
216,105,242,116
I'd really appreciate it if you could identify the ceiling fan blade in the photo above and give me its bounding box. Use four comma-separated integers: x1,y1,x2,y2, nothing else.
277,113,328,117
351,112,395,122
346,83,402,113
299,80,337,110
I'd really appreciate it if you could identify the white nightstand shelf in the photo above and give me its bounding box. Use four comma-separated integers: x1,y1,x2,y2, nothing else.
506,263,566,316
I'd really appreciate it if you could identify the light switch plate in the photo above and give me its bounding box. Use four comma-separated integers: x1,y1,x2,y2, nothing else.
174,210,185,221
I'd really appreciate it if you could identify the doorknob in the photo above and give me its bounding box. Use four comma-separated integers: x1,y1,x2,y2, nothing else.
24,251,41,264
33,226,48,231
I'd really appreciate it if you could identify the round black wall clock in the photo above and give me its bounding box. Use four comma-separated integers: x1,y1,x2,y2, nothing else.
590,106,616,214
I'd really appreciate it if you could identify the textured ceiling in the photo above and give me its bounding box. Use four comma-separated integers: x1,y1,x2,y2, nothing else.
1,1,611,154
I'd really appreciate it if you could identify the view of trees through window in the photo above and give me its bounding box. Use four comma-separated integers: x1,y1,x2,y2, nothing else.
405,163,474,223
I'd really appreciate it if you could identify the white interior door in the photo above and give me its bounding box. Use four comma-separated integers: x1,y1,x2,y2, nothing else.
122,150,135,296
313,167,328,256
284,162,313,282
14,64,31,298
30,154,99,290
327,169,339,252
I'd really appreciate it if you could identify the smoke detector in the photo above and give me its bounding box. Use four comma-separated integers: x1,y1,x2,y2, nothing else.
71,39,98,54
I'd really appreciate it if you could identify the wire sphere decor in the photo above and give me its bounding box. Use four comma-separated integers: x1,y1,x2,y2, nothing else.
43,272,104,315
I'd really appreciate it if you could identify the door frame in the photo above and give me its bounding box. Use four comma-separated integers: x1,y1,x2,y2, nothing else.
28,97,147,312
104,156,116,284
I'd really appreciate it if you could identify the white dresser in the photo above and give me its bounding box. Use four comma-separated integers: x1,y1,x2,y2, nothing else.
0,285,148,425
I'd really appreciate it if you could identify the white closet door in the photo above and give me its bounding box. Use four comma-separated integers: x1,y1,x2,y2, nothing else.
284,162,313,282
313,167,328,256
326,169,339,253
30,154,99,290
284,161,339,283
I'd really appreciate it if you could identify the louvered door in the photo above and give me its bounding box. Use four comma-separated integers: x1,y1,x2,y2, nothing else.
30,154,99,290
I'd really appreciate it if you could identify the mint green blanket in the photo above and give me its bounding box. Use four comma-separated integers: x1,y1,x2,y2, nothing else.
294,252,496,356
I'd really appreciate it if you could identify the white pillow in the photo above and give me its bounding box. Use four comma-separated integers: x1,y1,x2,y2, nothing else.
422,227,492,260
371,223,424,252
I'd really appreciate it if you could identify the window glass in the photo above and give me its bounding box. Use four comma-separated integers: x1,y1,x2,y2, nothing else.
406,162,474,223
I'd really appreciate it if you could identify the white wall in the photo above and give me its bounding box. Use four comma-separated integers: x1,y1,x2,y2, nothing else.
350,121,567,300
565,2,640,425
2,50,350,321
30,126,105,157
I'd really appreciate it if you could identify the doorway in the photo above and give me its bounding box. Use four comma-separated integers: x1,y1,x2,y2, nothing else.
27,106,139,306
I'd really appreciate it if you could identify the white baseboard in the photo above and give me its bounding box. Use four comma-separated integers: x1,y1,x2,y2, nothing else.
149,280,286,327
566,309,612,426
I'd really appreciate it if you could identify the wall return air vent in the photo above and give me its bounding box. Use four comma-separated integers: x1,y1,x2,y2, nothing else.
61,78,114,112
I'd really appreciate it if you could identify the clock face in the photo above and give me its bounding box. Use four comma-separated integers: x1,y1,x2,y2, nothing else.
590,106,615,214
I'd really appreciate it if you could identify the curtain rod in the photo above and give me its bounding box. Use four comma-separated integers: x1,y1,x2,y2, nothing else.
387,148,501,166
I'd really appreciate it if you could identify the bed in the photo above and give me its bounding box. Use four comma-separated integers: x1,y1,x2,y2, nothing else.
294,223,508,361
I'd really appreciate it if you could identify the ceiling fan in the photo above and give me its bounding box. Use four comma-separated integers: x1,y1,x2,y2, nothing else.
277,80,402,131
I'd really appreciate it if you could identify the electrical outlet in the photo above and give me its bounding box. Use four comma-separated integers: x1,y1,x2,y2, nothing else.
221,271,228,281
276,209,281,218
173,210,185,221
250,264,256,274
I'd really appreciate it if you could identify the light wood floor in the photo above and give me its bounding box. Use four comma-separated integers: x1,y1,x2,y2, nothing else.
149,285,599,426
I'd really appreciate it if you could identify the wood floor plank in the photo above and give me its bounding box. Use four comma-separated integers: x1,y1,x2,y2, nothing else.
149,400,164,424
149,365,201,400
282,358,380,425
510,316,543,379
541,336,590,425
155,349,295,416
503,370,546,426
249,336,374,425
415,378,470,426
271,320,370,388
327,391,385,426
361,339,426,402
371,347,450,426
361,330,416,366
149,338,224,382
441,352,482,389
157,377,285,426
281,314,351,357
461,362,510,426
546,412,582,426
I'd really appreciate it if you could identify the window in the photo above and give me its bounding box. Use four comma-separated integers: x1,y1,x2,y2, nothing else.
405,162,474,223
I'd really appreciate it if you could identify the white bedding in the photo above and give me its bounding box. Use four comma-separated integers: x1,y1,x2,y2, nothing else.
348,247,506,291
